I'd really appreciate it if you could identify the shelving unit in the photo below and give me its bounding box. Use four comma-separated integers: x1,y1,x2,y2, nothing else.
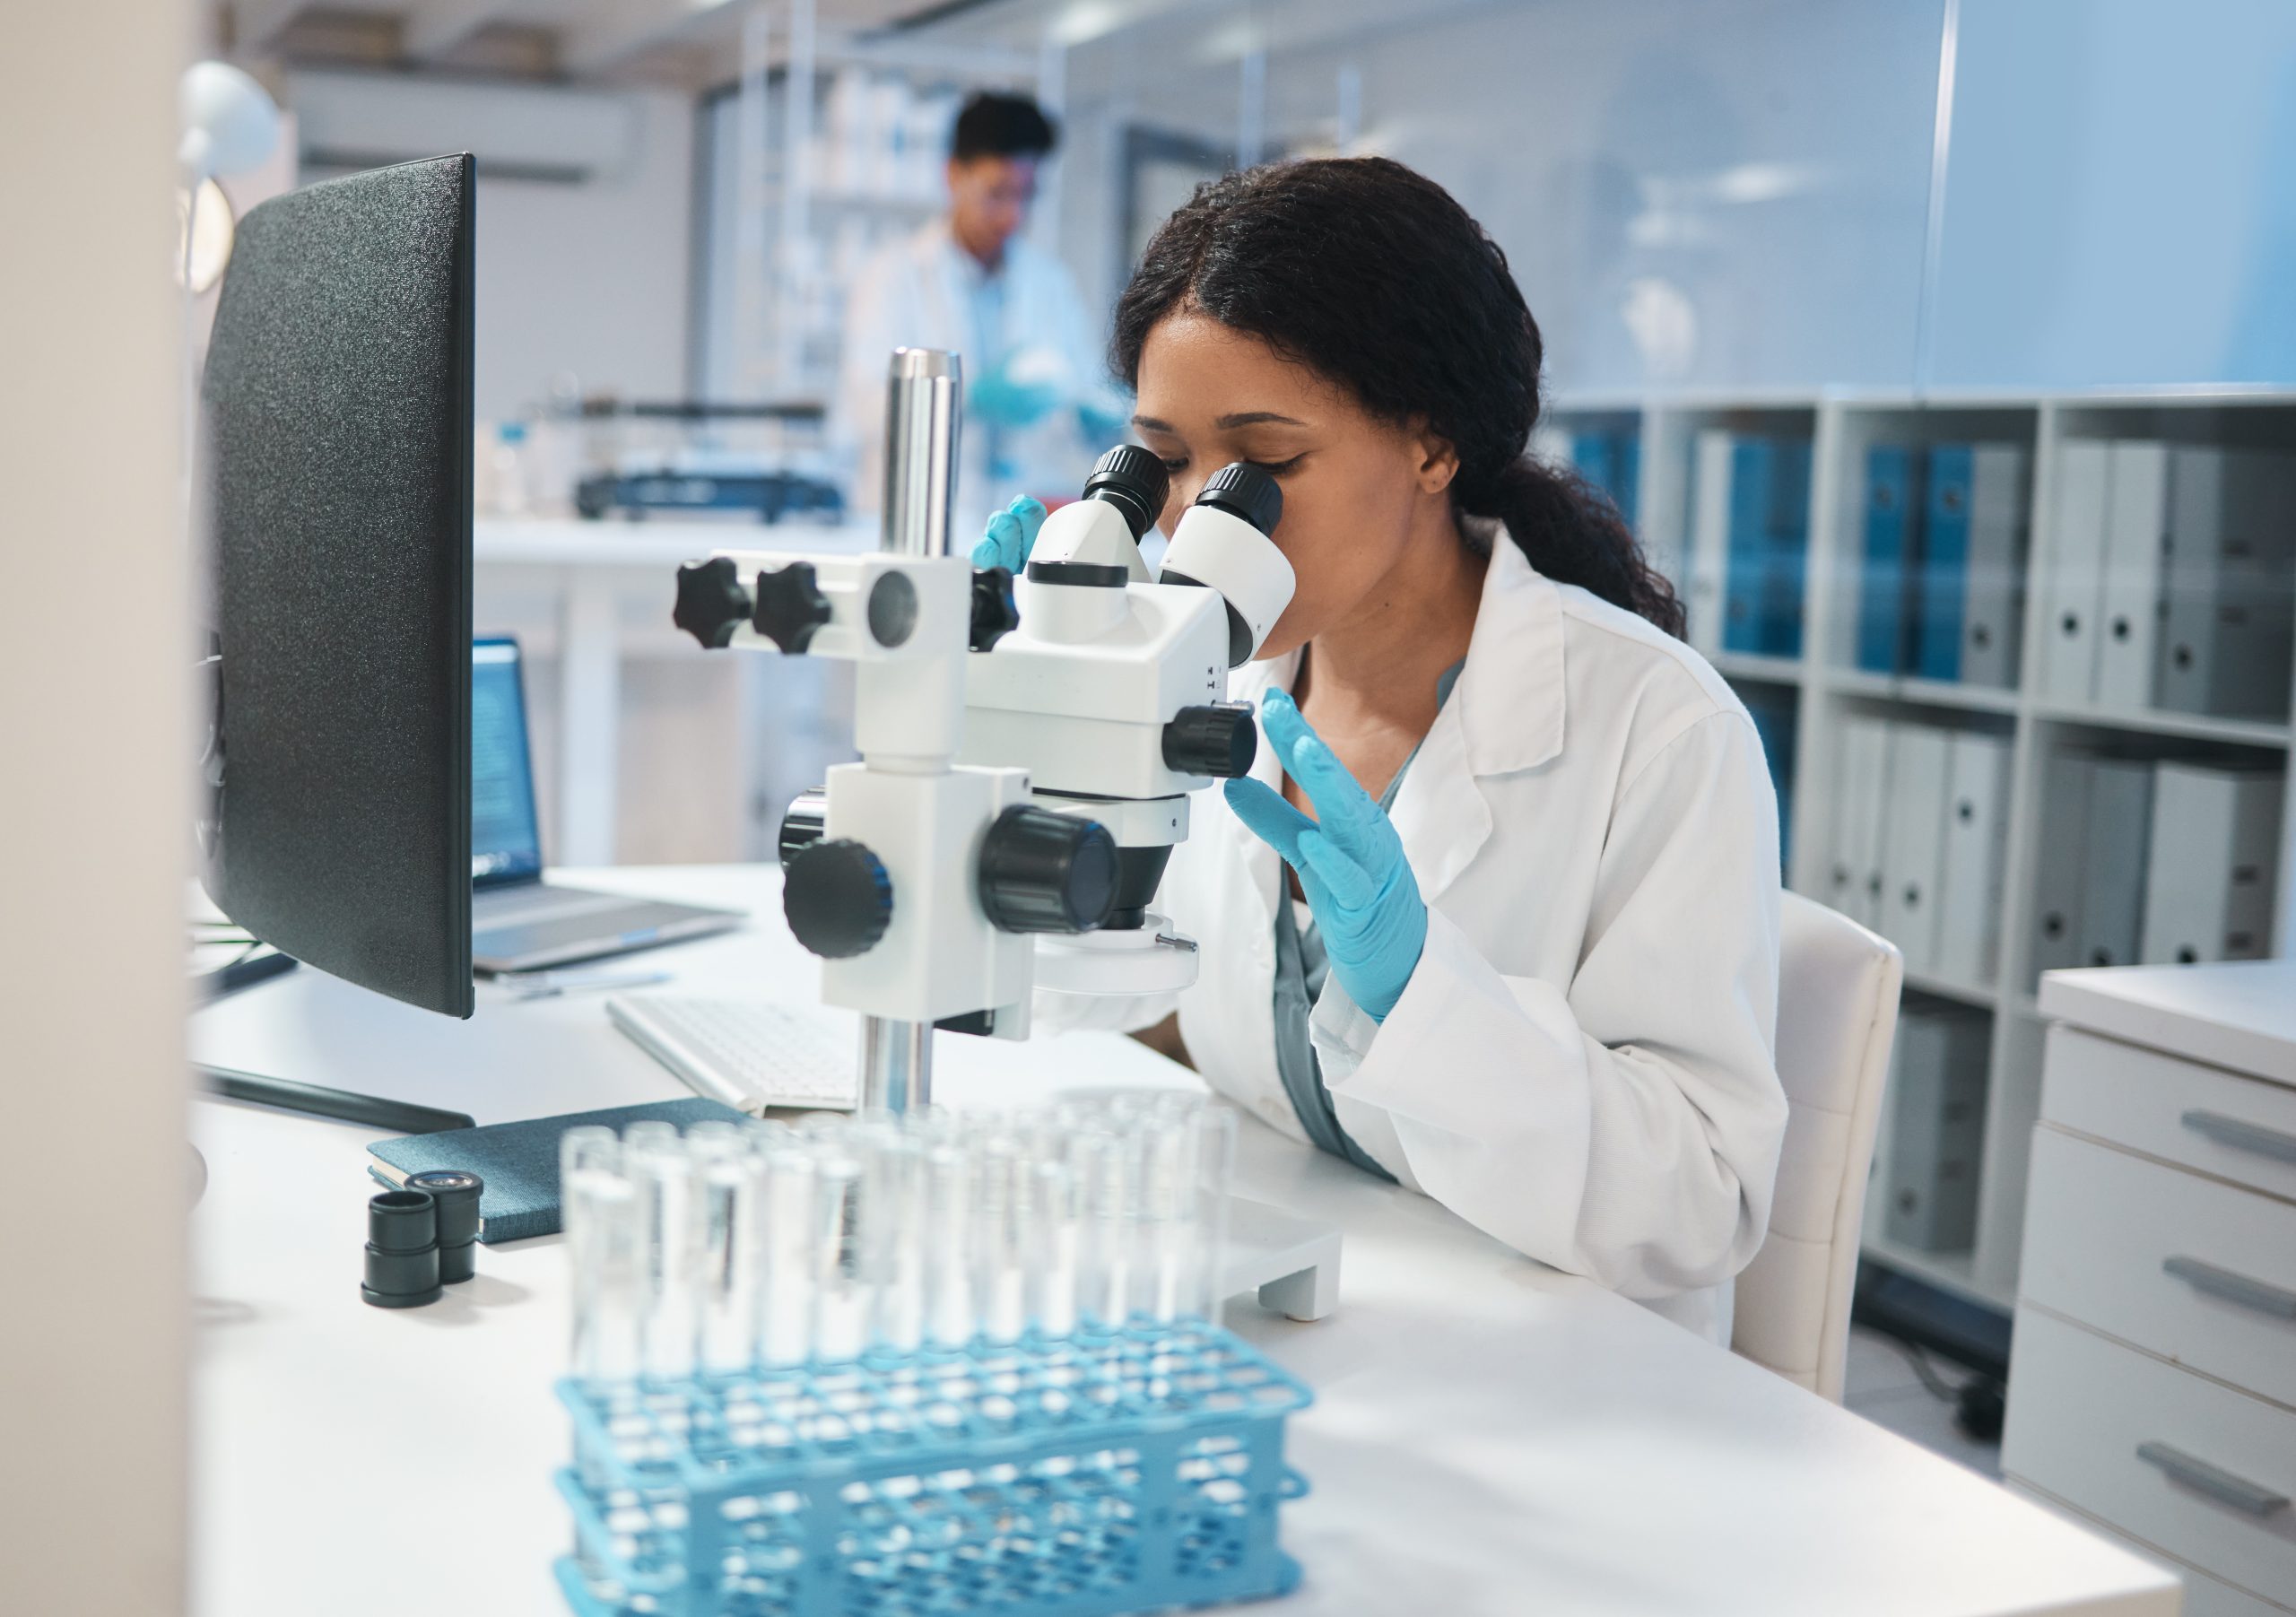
1547,387,2296,1317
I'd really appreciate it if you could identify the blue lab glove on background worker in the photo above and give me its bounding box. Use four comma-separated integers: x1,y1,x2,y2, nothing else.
1224,691,1429,1022
970,493,1046,571
969,355,1062,430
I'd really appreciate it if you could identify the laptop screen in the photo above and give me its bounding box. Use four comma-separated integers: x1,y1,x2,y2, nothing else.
472,638,543,887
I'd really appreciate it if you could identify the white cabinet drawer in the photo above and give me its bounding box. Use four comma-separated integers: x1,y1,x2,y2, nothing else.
2005,1308,2296,1604
2012,1483,2296,1617
2043,1024,2296,1203
2022,1126,2296,1408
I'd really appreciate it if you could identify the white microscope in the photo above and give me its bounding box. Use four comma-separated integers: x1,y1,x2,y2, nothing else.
672,349,1335,1318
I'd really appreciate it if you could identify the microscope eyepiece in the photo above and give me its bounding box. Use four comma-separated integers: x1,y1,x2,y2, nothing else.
1082,444,1170,540
1196,462,1284,537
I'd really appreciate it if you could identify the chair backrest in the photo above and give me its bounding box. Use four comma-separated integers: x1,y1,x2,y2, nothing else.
1732,892,1902,1403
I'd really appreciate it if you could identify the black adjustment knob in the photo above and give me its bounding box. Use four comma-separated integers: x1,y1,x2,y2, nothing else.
978,805,1118,935
752,560,834,654
970,565,1020,651
783,838,892,959
1083,444,1170,539
1197,462,1284,536
778,787,829,869
1162,701,1257,779
673,557,754,649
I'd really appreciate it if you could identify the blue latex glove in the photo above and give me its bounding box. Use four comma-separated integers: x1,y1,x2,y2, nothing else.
970,358,1061,430
1223,690,1429,1022
970,494,1047,571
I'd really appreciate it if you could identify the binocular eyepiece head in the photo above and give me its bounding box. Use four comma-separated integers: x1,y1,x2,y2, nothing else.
1082,444,1170,541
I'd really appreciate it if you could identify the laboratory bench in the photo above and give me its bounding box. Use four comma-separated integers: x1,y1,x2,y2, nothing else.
187,865,2177,1617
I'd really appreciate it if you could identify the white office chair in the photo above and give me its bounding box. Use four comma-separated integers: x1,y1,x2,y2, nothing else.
1731,891,1903,1403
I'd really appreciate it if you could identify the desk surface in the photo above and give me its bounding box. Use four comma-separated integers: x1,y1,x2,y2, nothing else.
189,865,2175,1617
2039,960,2296,1089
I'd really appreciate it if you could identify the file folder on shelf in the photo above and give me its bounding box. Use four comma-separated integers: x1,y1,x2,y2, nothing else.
1826,717,1892,931
2096,441,2170,712
1722,438,1773,656
2076,757,2154,969
1687,430,1734,658
1881,724,1952,976
1961,446,2029,690
2141,764,2284,964
2040,440,2110,702
1882,1007,1989,1254
2155,446,2296,722
1934,732,2011,987
1917,445,1973,682
2031,751,2093,978
1857,444,1920,674
1763,439,1813,659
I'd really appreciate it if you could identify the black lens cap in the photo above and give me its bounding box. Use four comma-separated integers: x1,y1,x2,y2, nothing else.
1196,462,1283,537
1083,444,1170,539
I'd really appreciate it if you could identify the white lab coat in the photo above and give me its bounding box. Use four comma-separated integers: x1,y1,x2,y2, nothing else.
837,218,1103,537
1047,532,1789,1344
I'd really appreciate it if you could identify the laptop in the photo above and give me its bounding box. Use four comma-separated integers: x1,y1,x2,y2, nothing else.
470,637,742,973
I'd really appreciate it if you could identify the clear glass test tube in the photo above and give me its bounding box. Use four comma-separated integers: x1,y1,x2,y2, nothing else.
861,1132,926,1357
695,1143,766,1378
627,1127,701,1384
1029,1153,1082,1340
561,1127,640,1383
971,1132,1030,1344
1074,1128,1138,1333
810,1143,868,1362
755,1139,819,1369
921,1137,974,1352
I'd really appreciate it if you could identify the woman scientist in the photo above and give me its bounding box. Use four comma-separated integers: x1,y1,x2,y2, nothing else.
973,158,1788,1345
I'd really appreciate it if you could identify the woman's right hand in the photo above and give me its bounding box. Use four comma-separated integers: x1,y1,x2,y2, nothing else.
970,494,1048,572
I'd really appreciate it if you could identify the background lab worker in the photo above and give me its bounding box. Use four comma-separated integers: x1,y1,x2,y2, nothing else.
838,91,1113,538
976,159,1790,1346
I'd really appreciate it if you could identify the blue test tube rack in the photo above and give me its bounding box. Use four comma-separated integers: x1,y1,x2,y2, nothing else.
552,1318,1313,1616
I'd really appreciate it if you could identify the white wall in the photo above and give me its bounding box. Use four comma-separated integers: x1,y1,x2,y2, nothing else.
286,71,697,423
1,4,191,1613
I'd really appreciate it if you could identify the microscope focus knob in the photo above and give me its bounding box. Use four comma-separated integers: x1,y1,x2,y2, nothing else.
782,839,893,959
1162,701,1258,779
672,557,753,649
978,805,1118,935
752,561,834,654
970,565,1020,651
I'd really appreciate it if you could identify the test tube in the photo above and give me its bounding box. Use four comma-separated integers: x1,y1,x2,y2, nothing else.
810,1141,868,1362
561,1127,641,1383
755,1137,819,1369
860,1131,926,1357
1028,1152,1083,1340
920,1135,974,1352
970,1132,1031,1343
694,1137,767,1378
1184,1102,1239,1326
1138,1108,1195,1325
626,1126,702,1384
1074,1128,1138,1332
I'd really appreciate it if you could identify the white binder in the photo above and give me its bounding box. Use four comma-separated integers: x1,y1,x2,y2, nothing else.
1961,447,2030,690
2141,764,2285,964
1686,430,1735,657
2075,758,2154,969
2155,447,2296,719
2039,440,2110,702
1829,717,1893,932
2031,750,2092,977
2095,441,2170,712
1881,1007,1989,1253
1934,732,2011,987
1881,724,1952,975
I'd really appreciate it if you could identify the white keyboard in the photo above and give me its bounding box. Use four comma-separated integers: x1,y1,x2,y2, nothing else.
605,995,858,1115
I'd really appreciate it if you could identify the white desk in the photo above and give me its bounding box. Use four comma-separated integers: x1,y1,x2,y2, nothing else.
187,866,2176,1617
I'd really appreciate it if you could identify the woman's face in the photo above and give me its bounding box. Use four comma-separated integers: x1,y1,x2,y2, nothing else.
1132,310,1455,660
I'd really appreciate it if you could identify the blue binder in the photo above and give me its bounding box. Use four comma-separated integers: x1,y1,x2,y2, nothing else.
1764,439,1813,658
1858,445,1920,673
1570,430,1640,531
1615,434,1641,531
1723,439,1774,654
1918,444,1975,682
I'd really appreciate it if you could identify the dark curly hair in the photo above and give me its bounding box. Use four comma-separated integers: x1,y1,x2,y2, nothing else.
1112,157,1682,637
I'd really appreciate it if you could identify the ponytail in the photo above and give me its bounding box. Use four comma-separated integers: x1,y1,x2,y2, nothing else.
1114,156,1685,638
1457,456,1684,639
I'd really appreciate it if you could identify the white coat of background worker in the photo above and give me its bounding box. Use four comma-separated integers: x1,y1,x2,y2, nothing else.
838,91,1118,538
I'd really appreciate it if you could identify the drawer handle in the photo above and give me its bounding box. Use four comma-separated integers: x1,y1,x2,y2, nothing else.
2163,1256,2296,1320
2180,1108,2296,1166
2135,1441,2291,1517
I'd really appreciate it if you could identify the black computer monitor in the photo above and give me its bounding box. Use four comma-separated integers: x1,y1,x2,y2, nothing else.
200,153,477,1020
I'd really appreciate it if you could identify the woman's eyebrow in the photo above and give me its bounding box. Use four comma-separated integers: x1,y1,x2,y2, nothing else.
1131,413,1178,433
1213,411,1308,429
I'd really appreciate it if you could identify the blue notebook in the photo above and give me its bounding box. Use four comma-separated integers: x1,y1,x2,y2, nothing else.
1858,444,1921,674
1918,444,1975,682
367,1095,748,1243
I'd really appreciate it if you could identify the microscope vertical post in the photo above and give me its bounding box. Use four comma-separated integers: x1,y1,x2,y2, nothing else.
859,347,962,1113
